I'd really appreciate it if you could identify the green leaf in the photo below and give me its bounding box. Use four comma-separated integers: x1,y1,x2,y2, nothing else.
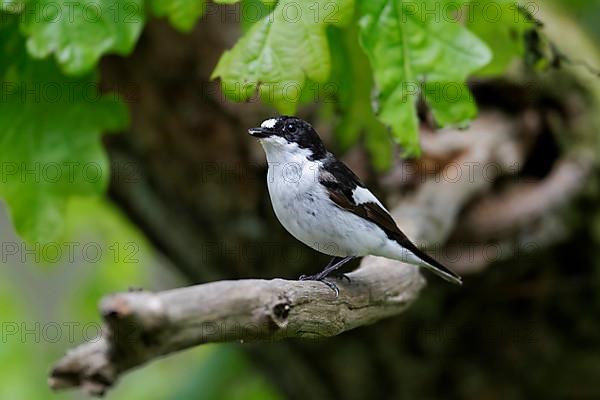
20,0,145,75
467,0,535,76
422,81,476,127
358,0,491,156
329,27,392,170
150,0,205,32
240,0,276,33
0,22,129,243
212,0,354,114
0,14,22,73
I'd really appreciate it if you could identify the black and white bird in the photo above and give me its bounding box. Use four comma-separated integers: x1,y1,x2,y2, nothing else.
249,116,462,293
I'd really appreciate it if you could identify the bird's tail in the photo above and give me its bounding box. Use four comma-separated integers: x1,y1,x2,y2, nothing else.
418,255,462,285
399,241,463,285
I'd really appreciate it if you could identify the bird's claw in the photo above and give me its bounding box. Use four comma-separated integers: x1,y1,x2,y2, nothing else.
320,279,340,297
298,274,342,297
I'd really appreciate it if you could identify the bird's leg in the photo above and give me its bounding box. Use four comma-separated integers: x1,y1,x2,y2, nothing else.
299,256,353,280
315,256,355,280
299,256,356,296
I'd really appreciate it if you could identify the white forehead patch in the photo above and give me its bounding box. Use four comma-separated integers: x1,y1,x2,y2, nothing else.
261,118,277,129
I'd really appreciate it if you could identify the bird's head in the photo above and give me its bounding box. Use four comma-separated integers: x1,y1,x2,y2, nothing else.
248,116,327,161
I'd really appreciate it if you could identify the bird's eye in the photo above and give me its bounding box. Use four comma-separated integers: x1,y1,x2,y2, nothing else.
286,123,298,134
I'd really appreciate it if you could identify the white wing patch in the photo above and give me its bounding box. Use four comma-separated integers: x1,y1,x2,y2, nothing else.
261,118,277,129
352,186,386,209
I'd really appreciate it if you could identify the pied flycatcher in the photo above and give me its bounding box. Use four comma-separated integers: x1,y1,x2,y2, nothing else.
249,116,462,293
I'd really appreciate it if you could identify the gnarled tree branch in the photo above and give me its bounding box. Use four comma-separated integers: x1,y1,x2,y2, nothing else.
48,262,425,396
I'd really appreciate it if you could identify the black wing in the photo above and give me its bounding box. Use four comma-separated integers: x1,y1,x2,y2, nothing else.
319,156,462,284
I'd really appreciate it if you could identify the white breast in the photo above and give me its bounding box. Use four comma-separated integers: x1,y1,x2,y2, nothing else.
261,139,390,257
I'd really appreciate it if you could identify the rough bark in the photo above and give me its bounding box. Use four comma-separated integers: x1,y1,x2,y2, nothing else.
49,262,424,396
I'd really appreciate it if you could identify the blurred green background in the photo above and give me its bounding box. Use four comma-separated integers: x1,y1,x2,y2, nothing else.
1,1,599,399
0,198,283,399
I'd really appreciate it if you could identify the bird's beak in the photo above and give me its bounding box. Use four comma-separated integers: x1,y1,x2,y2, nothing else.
248,127,273,139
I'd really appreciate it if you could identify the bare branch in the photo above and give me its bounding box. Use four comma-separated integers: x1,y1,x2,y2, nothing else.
49,262,424,396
